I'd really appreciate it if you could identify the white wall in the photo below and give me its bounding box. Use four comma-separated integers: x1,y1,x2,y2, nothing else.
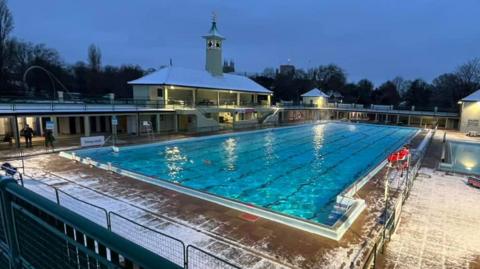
302,97,326,107
159,114,175,131
0,118,11,135
127,115,138,134
133,85,149,100
460,101,480,132
58,117,71,135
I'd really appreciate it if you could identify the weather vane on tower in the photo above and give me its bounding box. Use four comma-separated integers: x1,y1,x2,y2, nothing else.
212,11,217,22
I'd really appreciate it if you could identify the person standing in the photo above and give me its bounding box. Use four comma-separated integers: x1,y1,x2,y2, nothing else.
22,124,34,148
44,129,55,149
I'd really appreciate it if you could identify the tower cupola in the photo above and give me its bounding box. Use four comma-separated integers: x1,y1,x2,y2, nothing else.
203,14,225,76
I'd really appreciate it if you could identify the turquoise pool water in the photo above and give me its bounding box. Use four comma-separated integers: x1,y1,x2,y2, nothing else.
76,123,417,226
449,141,480,175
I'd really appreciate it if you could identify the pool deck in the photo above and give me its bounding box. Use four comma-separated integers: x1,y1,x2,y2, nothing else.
378,131,480,269
10,125,428,268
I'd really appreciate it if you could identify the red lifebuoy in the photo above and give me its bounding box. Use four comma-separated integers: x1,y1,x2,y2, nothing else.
387,148,409,163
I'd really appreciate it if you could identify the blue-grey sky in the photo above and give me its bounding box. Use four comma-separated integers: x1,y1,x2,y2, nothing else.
9,0,480,84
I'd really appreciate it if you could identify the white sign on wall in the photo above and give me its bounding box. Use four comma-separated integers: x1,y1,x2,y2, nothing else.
80,136,105,147
111,116,118,126
46,121,55,130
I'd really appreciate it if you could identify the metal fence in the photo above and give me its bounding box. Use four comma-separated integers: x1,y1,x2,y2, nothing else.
57,189,110,229
0,177,181,269
187,245,240,269
1,175,241,269
109,212,186,267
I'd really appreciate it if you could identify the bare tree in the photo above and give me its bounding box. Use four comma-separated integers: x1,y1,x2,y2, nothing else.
0,0,13,86
456,58,480,87
392,76,411,97
88,44,102,72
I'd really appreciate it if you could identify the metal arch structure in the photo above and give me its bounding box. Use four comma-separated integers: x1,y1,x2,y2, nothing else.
22,65,71,100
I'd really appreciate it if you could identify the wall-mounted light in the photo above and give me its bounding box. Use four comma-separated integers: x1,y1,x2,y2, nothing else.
170,85,175,90
457,101,463,104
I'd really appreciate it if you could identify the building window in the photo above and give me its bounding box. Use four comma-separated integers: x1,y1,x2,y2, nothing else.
157,88,163,98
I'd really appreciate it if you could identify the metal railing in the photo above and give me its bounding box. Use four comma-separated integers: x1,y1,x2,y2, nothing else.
0,177,181,269
278,102,459,115
108,212,186,267
353,127,436,269
187,245,240,269
0,97,274,113
1,172,242,269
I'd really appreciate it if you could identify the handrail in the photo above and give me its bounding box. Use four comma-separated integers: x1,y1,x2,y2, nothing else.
277,102,459,114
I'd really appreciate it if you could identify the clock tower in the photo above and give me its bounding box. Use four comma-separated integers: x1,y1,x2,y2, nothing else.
203,14,225,76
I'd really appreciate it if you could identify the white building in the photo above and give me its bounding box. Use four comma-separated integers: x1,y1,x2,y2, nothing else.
459,89,480,133
129,17,273,132
301,88,328,107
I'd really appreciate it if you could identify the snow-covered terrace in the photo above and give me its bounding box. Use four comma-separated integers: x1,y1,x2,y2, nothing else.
379,131,480,268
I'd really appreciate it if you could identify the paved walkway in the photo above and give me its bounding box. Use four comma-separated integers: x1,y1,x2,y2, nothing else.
379,132,480,269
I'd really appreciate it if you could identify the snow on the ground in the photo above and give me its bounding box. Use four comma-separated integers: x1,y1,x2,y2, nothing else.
15,161,291,269
382,168,480,269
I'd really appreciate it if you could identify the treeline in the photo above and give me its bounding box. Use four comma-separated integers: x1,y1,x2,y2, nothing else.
252,60,480,110
1,39,148,99
0,1,148,99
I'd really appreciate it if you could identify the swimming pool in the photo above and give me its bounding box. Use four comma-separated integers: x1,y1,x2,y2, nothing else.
446,141,480,175
69,122,417,232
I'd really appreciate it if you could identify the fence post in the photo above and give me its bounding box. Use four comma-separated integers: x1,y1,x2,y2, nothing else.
184,245,189,269
55,188,60,205
0,178,22,269
107,212,112,231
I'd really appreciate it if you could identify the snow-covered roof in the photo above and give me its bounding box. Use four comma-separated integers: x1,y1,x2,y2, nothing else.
462,89,480,102
301,88,328,97
128,66,272,94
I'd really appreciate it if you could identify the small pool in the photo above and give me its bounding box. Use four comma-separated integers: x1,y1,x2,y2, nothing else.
447,141,480,175
72,122,417,228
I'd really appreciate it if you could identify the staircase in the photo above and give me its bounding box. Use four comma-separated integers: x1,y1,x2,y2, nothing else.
177,107,220,132
260,108,280,125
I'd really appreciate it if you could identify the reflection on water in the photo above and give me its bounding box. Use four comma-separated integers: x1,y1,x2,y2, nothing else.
223,138,237,171
313,124,326,154
452,142,480,175
165,146,186,179
264,131,276,163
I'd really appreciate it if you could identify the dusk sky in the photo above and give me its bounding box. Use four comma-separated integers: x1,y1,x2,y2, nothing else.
9,0,480,84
